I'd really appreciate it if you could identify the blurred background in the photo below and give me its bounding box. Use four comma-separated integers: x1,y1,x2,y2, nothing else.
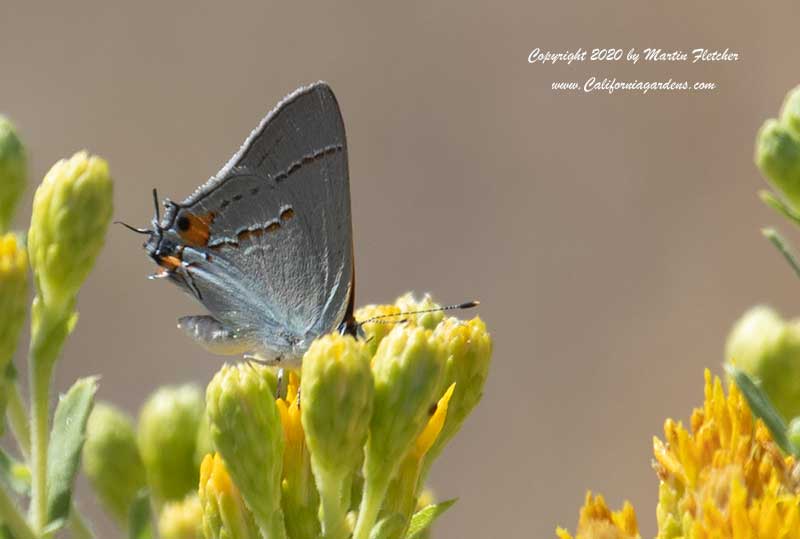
2,1,800,537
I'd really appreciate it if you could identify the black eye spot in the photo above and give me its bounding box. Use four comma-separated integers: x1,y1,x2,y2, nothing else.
177,216,190,231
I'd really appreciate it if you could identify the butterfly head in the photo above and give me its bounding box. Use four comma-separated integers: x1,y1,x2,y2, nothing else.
117,189,182,273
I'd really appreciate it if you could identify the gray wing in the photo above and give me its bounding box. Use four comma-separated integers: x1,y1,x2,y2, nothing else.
165,82,353,356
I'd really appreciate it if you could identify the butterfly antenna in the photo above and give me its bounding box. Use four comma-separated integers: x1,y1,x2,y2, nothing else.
358,300,479,325
368,318,409,325
152,188,161,223
113,220,151,234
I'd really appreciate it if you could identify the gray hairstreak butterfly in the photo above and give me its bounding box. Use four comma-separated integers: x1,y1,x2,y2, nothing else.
120,82,476,366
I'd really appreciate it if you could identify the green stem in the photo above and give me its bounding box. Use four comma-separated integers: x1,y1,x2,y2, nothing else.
7,381,93,537
0,482,37,539
28,302,73,532
316,471,348,539
29,356,54,530
383,455,422,526
6,382,30,457
281,462,321,539
353,461,392,539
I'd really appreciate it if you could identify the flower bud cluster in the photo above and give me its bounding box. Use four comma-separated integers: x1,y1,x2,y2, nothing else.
83,385,207,526
201,294,492,539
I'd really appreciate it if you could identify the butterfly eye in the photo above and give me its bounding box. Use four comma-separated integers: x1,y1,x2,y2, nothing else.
177,215,190,231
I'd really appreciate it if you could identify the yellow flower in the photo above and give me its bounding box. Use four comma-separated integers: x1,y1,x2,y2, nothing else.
0,233,28,366
653,369,800,538
411,382,455,460
275,371,321,539
555,492,639,539
0,233,26,274
198,453,259,539
381,383,457,528
557,370,800,538
275,371,304,473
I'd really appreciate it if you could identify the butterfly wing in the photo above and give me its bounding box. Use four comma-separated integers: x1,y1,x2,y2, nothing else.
153,82,353,362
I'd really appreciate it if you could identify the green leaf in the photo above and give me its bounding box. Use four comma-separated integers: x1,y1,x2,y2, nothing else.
406,499,457,539
763,228,800,278
45,376,98,529
128,489,153,539
371,513,406,539
0,447,30,496
725,365,798,456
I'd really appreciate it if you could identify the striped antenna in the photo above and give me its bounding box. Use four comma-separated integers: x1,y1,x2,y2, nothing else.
357,300,479,326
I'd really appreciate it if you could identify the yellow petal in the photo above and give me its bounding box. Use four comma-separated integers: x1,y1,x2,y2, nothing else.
412,383,456,459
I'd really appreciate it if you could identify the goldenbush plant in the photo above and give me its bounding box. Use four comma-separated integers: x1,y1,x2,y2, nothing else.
0,115,493,539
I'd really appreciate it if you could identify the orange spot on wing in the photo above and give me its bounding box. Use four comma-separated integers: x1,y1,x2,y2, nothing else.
237,228,265,242
178,212,215,246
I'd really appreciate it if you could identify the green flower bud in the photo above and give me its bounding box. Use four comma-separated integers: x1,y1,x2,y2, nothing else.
425,316,492,462
0,117,27,232
199,453,260,539
369,326,446,467
356,295,444,358
138,384,204,503
301,334,373,539
756,120,800,211
302,334,373,479
756,87,800,213
394,293,444,330
354,326,446,539
82,402,146,524
194,412,213,470
355,303,402,358
158,494,203,539
725,305,800,420
780,86,800,140
206,363,286,539
28,151,112,315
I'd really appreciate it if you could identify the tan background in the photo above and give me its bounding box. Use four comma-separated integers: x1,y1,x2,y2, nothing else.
2,1,800,537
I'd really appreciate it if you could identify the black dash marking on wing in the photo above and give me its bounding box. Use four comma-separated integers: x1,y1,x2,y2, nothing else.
274,144,343,183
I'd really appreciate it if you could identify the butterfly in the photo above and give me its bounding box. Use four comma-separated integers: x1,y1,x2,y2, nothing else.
123,82,355,366
121,82,477,367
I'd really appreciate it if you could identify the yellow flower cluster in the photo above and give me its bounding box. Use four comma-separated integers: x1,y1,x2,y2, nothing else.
557,370,800,539
556,492,639,539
